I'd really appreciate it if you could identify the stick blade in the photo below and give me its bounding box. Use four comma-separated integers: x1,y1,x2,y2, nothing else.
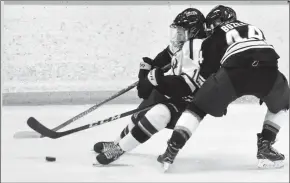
27,117,59,139
13,131,42,139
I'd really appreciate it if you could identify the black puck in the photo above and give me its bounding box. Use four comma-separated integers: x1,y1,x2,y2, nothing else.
45,156,56,162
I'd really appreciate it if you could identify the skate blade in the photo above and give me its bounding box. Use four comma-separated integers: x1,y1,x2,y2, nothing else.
162,162,171,172
93,163,132,167
258,159,284,169
157,155,172,172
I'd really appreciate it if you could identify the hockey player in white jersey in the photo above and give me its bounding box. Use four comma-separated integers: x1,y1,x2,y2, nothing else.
93,8,207,165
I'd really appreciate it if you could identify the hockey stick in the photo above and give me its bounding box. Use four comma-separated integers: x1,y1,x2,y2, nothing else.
27,99,171,139
13,82,138,139
14,63,171,139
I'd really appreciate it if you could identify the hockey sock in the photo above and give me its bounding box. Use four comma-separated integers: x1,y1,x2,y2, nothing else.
119,121,135,140
119,104,171,151
169,129,190,149
261,127,277,142
118,117,153,152
261,109,287,141
119,115,167,151
118,132,141,152
169,110,201,149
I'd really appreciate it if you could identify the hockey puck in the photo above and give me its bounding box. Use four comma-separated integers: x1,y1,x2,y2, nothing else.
45,156,56,162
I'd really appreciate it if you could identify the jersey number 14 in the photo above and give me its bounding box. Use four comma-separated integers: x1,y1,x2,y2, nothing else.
226,25,265,45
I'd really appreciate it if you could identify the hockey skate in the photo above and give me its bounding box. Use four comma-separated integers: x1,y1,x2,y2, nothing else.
257,133,285,169
95,143,125,165
157,141,180,172
93,141,117,154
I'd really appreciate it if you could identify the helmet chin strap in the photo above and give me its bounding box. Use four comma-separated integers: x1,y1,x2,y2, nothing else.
184,27,201,40
204,21,222,36
185,31,189,40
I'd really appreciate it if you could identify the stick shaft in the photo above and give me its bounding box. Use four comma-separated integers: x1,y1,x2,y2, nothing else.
28,99,171,139
51,81,138,131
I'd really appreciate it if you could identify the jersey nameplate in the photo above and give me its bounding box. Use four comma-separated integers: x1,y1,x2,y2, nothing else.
221,22,247,32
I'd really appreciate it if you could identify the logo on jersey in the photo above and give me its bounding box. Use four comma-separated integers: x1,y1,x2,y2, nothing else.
133,112,139,119
171,58,178,70
182,95,194,102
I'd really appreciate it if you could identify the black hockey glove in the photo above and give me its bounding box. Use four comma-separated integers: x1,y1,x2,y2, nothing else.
137,68,163,99
138,57,153,80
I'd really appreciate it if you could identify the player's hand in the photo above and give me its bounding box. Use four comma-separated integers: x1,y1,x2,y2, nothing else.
138,57,153,80
146,68,163,86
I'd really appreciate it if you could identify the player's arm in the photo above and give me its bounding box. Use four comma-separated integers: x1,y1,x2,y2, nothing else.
198,31,229,79
137,39,204,101
137,41,182,99
138,41,179,79
136,48,171,99
150,46,173,71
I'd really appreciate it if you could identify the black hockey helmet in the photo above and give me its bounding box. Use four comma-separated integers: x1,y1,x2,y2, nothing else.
205,5,237,35
170,8,206,39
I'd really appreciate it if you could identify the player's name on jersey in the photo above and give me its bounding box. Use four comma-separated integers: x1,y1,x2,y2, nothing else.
221,22,247,32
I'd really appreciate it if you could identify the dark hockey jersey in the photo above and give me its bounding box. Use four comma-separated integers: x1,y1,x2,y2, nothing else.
199,20,280,79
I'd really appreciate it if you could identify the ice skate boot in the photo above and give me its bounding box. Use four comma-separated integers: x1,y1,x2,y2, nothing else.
93,141,117,154
157,141,180,172
96,143,125,165
257,133,285,169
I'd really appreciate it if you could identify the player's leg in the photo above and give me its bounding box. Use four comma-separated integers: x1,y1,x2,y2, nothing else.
95,99,187,165
119,89,168,140
226,66,289,168
93,71,193,154
256,70,289,168
93,90,166,153
92,101,149,154
158,68,238,170
95,103,172,165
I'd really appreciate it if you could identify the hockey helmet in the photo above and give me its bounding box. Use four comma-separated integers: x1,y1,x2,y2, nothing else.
205,5,237,35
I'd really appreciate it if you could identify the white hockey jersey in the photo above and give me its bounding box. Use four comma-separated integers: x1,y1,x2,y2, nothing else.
165,38,206,92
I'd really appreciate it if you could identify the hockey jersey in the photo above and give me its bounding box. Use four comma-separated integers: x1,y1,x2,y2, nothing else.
171,20,280,89
200,20,280,78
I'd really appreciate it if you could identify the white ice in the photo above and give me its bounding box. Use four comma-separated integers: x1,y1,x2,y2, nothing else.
2,104,289,182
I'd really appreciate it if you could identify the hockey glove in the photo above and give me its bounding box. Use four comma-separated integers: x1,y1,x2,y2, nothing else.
137,68,163,99
138,57,153,80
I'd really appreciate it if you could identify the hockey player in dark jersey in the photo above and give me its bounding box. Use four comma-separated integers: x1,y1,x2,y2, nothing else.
155,5,290,171
93,8,207,165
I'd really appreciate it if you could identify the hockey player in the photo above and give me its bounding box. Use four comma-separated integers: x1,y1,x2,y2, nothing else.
93,8,207,165
92,8,189,154
156,5,290,171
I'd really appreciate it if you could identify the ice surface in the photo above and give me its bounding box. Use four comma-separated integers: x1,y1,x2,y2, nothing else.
2,104,289,182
